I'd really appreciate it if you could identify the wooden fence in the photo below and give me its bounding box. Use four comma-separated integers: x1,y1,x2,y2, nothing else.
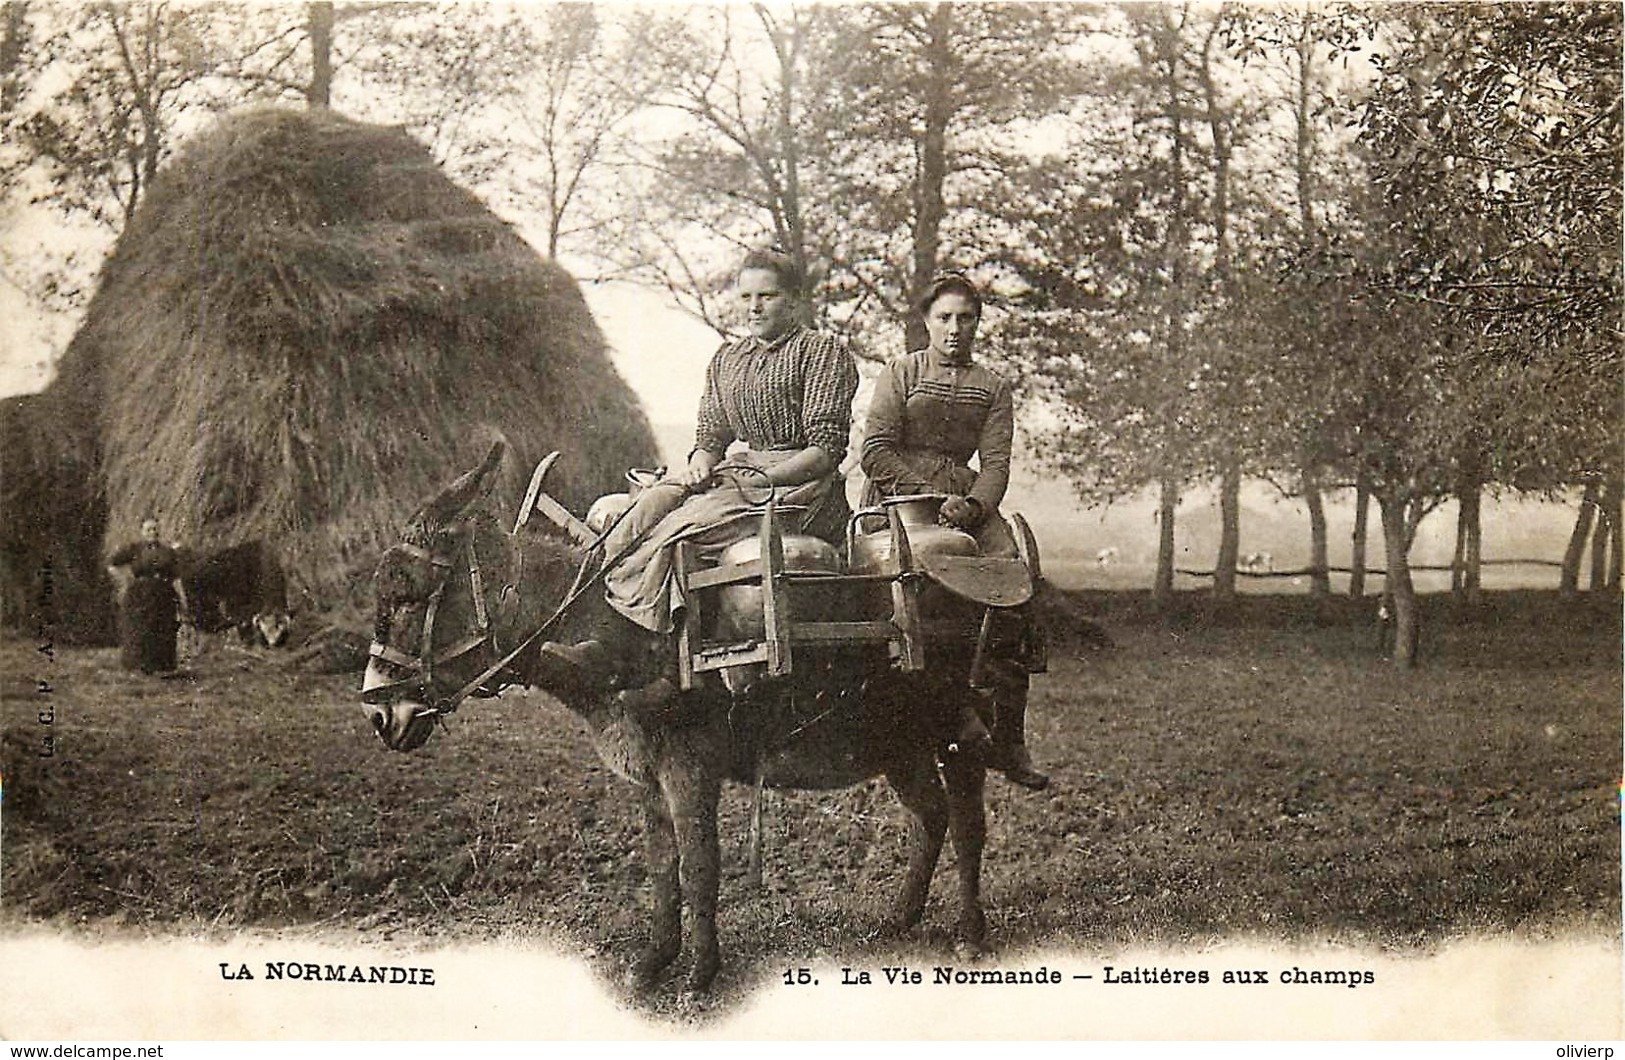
1173,559,1565,579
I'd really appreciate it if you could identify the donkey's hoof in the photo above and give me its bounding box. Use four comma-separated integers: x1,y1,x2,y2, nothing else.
683,971,718,998
626,949,678,992
683,955,720,997
956,909,987,952
880,908,925,938
625,965,664,993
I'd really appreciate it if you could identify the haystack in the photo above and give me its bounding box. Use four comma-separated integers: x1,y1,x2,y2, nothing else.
0,388,112,643
66,106,656,610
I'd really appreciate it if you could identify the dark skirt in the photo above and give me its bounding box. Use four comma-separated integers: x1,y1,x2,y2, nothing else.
120,578,178,673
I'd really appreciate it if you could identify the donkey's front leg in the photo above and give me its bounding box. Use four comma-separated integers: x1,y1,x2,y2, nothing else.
942,752,988,953
629,783,682,991
883,752,950,934
663,761,722,995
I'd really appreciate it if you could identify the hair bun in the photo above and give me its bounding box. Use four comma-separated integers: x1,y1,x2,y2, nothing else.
739,245,806,295
918,270,983,318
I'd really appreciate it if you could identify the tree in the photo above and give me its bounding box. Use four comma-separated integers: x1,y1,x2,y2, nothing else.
605,3,833,331
616,1,1083,355
326,2,662,264
1360,2,1623,602
1192,4,1273,604
1363,2,1620,358
1286,239,1464,666
1222,2,1378,603
1009,3,1230,604
496,5,661,261
808,0,1084,352
14,2,223,230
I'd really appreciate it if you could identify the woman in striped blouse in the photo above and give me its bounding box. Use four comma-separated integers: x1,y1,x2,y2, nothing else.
539,247,859,698
860,272,1050,790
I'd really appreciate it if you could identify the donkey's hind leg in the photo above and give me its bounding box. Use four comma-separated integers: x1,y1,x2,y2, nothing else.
942,751,989,953
629,784,682,991
883,752,950,935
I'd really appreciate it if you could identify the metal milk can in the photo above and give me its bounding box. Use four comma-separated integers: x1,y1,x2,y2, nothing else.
848,494,980,574
584,467,666,534
714,532,844,641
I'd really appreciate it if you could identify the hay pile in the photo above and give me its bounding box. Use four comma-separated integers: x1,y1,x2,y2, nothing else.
49,106,656,612
0,389,111,643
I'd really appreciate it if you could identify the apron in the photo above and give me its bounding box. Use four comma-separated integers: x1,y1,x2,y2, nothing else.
602,449,848,633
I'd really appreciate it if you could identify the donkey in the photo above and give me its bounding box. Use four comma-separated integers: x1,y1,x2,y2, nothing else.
360,442,996,995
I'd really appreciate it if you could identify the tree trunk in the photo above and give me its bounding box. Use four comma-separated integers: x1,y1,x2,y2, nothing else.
1377,489,1420,668
1462,486,1481,606
1451,500,1466,596
136,2,161,188
1452,482,1481,605
1200,24,1237,609
307,1,334,108
1350,477,1370,598
1292,14,1317,242
1154,476,1178,604
1303,466,1329,598
769,13,805,287
1214,456,1240,601
1559,481,1599,598
905,1,954,352
1588,500,1611,593
1607,476,1623,593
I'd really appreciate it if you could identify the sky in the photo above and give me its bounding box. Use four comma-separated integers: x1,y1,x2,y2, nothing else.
0,200,82,398
580,279,717,433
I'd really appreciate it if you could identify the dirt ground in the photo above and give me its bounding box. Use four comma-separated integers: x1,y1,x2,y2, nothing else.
1,590,1620,1026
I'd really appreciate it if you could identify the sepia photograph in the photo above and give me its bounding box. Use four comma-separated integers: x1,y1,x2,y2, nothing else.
0,0,1619,1044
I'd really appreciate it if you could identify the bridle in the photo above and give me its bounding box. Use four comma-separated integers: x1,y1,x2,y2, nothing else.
365,529,531,720
365,465,772,731
365,513,625,728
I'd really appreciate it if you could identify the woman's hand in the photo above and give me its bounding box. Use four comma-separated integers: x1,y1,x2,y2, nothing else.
760,445,832,488
676,449,721,490
939,494,985,531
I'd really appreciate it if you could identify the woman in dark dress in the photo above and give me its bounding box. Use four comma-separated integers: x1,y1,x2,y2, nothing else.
107,517,187,674
859,272,1049,790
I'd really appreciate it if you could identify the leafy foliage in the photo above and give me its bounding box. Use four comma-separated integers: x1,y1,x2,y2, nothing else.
1360,2,1621,362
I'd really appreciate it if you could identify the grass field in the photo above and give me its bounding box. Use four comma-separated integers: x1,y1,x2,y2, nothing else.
1,590,1619,1023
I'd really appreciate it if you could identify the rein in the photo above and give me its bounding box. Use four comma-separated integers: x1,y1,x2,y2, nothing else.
372,488,673,724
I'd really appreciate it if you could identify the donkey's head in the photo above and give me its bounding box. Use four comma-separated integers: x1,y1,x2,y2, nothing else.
359,441,524,751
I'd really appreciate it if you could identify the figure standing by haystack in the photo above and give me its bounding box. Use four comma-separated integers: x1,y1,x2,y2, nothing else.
860,272,1050,790
538,247,859,699
106,517,188,675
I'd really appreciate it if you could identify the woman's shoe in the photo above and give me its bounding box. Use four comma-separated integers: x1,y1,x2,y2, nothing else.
991,696,1049,790
992,743,1050,790
539,639,609,675
534,639,614,700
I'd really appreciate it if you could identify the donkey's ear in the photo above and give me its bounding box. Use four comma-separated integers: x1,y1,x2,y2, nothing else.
414,441,507,531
